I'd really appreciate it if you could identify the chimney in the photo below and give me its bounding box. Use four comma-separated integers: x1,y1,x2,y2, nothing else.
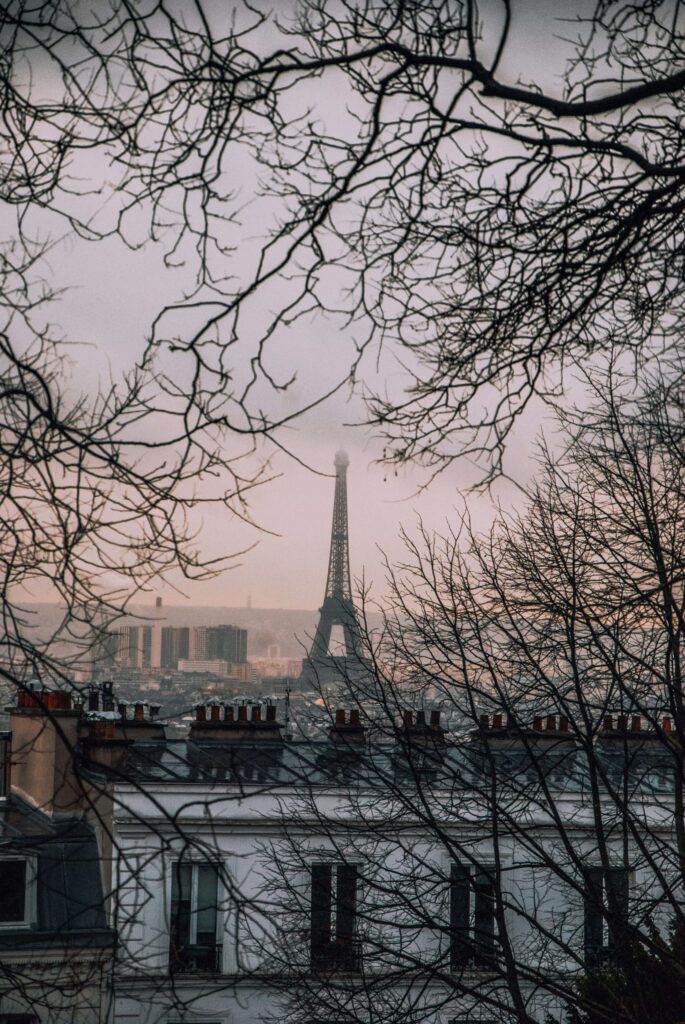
403,707,445,747
113,700,165,740
189,701,283,742
9,687,84,815
329,708,365,745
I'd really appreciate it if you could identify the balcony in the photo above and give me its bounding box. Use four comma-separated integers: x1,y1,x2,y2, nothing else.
311,939,362,974
169,942,223,974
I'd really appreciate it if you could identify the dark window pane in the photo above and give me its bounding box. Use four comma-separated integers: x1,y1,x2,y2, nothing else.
584,867,606,961
170,862,192,949
335,864,357,946
606,868,629,951
450,863,471,967
311,863,332,953
0,860,26,923
473,868,496,962
195,864,218,946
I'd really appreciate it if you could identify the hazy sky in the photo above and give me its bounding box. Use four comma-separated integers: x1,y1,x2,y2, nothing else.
22,0,587,609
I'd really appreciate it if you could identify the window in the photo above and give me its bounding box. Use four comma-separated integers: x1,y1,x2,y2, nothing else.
310,863,360,973
450,862,497,968
583,866,630,964
169,862,221,973
0,859,32,927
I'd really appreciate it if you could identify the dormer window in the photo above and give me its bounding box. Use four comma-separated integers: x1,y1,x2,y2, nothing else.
0,858,34,927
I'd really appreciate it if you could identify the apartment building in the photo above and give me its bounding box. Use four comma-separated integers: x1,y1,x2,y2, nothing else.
0,687,679,1024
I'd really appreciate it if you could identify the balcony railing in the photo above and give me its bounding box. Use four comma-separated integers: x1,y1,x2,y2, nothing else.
169,942,223,974
311,939,362,974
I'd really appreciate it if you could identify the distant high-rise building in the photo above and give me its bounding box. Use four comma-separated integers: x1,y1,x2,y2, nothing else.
110,625,148,669
109,621,247,671
160,626,189,669
206,625,247,665
189,626,211,661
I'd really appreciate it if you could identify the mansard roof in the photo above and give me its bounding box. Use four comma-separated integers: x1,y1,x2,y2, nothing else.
100,734,676,798
0,795,114,949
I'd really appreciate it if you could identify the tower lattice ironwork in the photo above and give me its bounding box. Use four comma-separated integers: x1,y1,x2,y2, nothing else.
299,450,366,685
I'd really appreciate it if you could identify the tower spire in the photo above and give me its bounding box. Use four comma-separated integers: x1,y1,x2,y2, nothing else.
299,450,367,687
325,450,352,602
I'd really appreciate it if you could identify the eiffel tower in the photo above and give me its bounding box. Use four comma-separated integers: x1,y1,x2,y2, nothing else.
299,450,367,687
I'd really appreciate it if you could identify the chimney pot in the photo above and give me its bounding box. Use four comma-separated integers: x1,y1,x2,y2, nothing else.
266,705,276,722
238,705,247,722
546,714,556,731
196,705,207,723
134,702,145,721
87,690,100,712
403,709,413,727
603,715,613,731
335,709,346,726
631,715,641,732
492,713,503,729
430,710,440,728
559,716,569,732
533,716,543,732
252,705,262,722
617,714,628,731
479,713,489,730
225,706,235,722
506,713,515,729
350,709,361,727
663,716,672,733
210,704,221,721
416,710,426,726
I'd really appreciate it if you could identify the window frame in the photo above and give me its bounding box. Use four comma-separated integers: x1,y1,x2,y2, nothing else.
0,856,37,930
168,858,223,974
583,864,631,963
309,860,361,973
449,860,498,969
